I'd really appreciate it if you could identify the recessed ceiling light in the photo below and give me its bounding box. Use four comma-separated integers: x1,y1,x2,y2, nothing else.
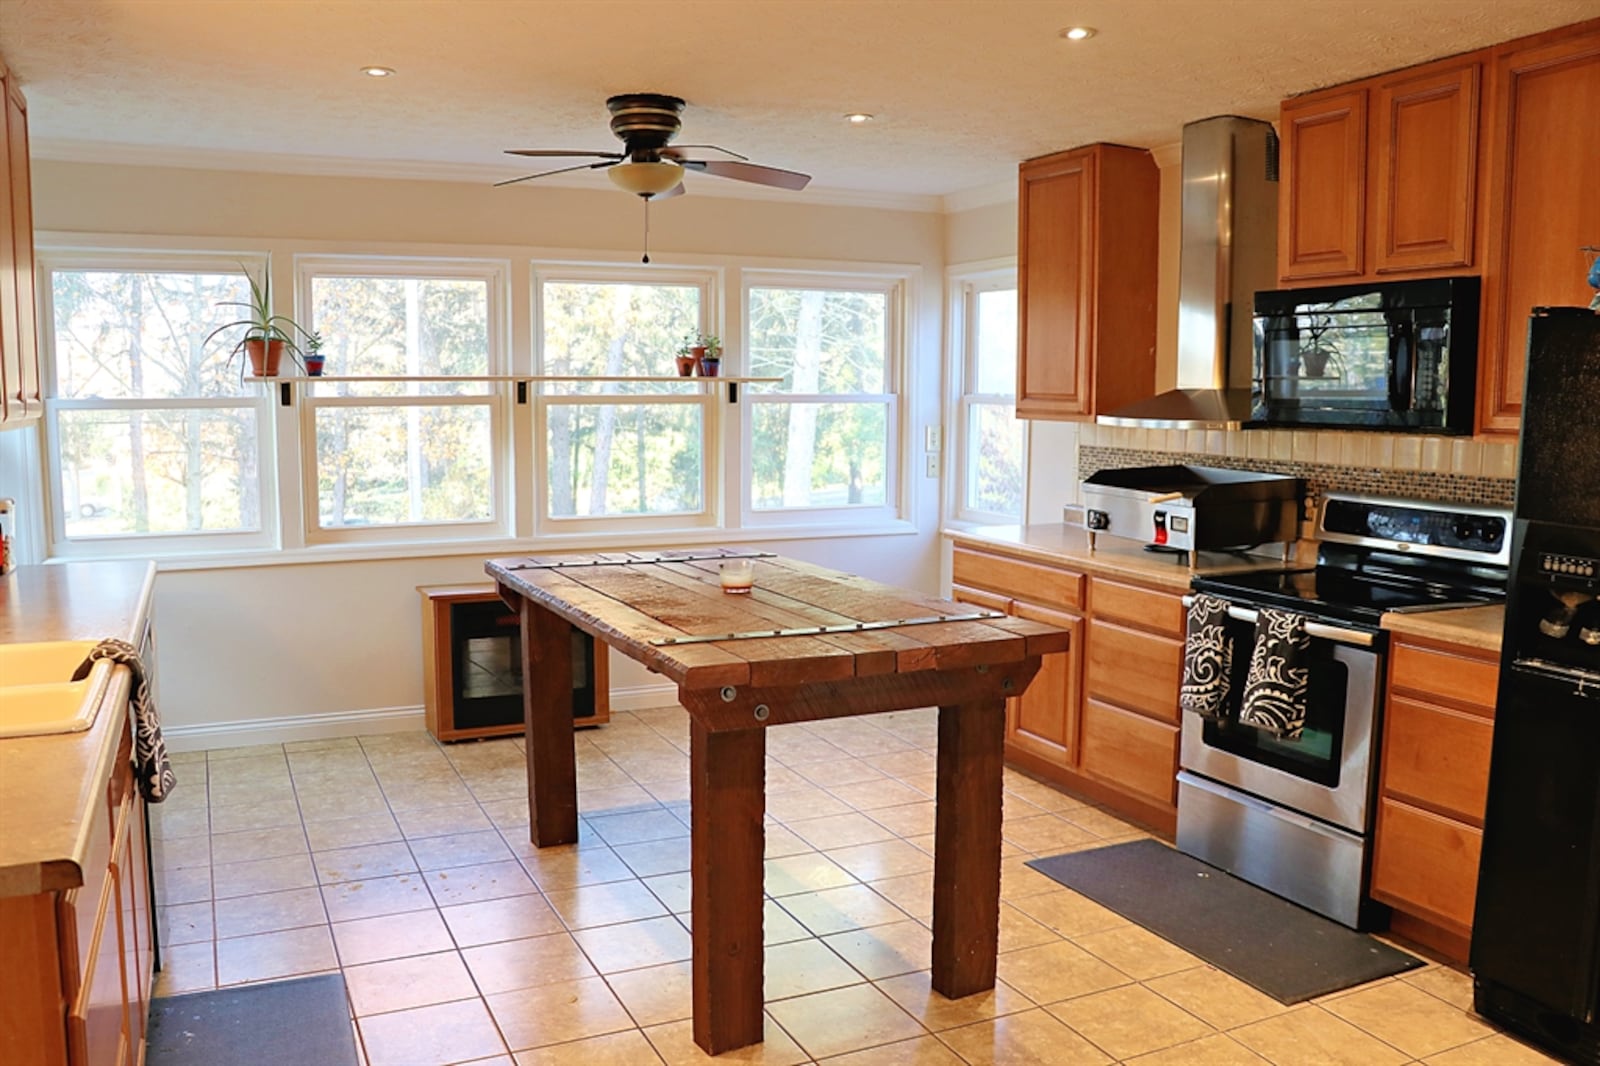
1059,26,1097,40
360,66,396,78
844,113,874,124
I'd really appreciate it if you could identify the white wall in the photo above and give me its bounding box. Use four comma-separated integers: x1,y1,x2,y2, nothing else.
20,161,953,745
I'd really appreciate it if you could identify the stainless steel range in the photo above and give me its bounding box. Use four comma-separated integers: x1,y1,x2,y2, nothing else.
1177,493,1511,928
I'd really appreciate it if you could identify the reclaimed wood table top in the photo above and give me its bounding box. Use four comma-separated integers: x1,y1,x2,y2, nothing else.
486,548,1070,691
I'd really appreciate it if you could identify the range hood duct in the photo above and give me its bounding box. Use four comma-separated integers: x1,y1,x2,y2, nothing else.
1099,115,1279,430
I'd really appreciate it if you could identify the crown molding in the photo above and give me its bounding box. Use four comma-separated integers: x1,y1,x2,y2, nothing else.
32,138,943,213
941,178,1016,214
1151,140,1182,169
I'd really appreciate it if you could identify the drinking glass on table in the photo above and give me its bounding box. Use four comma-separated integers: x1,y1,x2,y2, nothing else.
720,558,754,594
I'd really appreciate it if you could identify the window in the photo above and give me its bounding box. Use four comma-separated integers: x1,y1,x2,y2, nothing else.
41,256,273,552
300,259,507,540
953,271,1025,522
745,276,901,521
536,268,716,530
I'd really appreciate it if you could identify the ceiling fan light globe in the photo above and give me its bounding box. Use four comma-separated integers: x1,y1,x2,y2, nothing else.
608,161,686,196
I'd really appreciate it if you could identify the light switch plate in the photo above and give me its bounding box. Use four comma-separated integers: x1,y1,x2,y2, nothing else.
924,425,941,451
925,453,940,478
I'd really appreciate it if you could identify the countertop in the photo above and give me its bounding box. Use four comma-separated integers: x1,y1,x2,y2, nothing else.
0,561,156,897
1381,603,1505,654
945,523,1300,593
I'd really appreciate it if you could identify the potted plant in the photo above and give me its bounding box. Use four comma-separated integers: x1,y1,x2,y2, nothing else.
698,333,722,378
203,268,315,377
675,333,699,377
302,331,326,377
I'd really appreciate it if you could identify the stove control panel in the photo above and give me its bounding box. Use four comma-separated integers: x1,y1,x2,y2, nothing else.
1539,553,1598,580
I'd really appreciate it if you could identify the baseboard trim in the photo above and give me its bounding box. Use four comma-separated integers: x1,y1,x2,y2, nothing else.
608,682,679,713
163,705,425,752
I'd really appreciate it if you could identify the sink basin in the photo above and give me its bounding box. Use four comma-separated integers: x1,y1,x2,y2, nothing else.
0,641,113,738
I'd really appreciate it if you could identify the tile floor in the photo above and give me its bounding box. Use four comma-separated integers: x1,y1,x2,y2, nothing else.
150,706,1560,1065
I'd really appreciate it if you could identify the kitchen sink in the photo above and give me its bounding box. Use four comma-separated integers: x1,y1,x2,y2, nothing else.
0,641,113,738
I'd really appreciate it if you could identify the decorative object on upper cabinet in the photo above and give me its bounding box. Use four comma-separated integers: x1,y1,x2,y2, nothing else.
203,268,314,378
302,331,326,377
698,333,722,378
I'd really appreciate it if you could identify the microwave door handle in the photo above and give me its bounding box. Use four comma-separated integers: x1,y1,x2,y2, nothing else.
1388,319,1414,412
1181,595,1375,648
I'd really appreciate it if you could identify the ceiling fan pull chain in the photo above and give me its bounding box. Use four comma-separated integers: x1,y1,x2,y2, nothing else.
641,196,651,264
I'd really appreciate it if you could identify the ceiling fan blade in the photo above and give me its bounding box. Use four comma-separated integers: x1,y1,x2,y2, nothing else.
494,160,618,188
503,149,622,160
649,183,686,201
662,144,749,162
681,159,811,191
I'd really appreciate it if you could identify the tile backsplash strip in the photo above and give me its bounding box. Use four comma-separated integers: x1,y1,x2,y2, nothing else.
1078,424,1517,510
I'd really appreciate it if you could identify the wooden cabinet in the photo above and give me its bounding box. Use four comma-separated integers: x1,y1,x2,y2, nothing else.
1371,634,1499,961
0,55,41,426
1279,56,1482,283
1016,143,1159,421
1477,21,1600,436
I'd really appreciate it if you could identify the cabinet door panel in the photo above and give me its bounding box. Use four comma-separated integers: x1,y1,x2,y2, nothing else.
67,866,127,1066
1479,27,1600,435
1389,640,1498,710
1373,63,1481,272
1080,698,1179,806
4,80,38,420
0,67,17,425
1089,578,1183,638
1084,617,1182,723
1008,601,1081,766
1372,797,1482,934
1382,695,1494,823
1017,151,1093,418
1280,90,1368,280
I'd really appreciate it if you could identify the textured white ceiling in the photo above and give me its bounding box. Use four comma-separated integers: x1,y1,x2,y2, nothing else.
4,0,1597,201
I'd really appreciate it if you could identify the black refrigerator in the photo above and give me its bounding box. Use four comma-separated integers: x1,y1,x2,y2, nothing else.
1473,306,1600,1064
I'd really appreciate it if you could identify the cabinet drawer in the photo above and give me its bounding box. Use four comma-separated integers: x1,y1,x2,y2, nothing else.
1080,698,1179,806
949,584,1012,615
1389,641,1498,710
1090,577,1184,637
1383,695,1494,823
1372,797,1482,933
1084,617,1182,723
952,548,1084,611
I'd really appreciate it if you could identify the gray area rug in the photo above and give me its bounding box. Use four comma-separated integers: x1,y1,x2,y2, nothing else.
1027,838,1424,1003
146,973,357,1066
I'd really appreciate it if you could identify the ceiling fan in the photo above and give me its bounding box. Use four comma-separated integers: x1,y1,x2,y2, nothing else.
496,93,812,201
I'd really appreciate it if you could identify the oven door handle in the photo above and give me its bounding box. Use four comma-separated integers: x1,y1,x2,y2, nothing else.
1182,595,1375,648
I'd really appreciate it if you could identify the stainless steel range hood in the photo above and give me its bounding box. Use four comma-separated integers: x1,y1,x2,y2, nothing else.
1099,115,1278,431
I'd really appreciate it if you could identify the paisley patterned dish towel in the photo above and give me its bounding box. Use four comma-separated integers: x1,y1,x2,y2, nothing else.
1239,608,1311,739
1180,594,1235,720
73,638,176,803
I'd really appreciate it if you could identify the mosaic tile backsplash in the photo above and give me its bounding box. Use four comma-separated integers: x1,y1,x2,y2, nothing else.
1077,424,1517,510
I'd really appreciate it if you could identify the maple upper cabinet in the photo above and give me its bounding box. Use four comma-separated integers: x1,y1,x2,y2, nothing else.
1278,90,1368,281
1477,22,1600,436
0,54,42,427
1016,144,1158,420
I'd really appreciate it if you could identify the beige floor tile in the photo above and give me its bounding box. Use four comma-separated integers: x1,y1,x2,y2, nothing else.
440,892,566,948
406,828,515,871
642,871,691,913
211,852,319,899
765,852,858,896
778,883,909,937
867,871,933,920
1047,983,1214,1060
938,1007,1112,1065
209,825,309,865
461,932,596,995
604,960,693,1027
1003,814,1099,854
1073,923,1201,980
152,940,216,995
874,971,1033,1031
1321,980,1494,1058
1061,806,1143,838
151,834,212,870
513,839,636,892
642,1013,809,1065
824,838,934,882
345,949,476,1016
572,914,693,973
1231,1004,1410,1066
1145,965,1290,1030
215,925,337,985
994,940,1131,1005
1422,1033,1567,1064
766,983,927,1060
787,811,898,851
999,856,1065,901
997,901,1063,953
1009,888,1128,940
321,872,434,923
762,824,813,860
486,974,634,1051
155,864,212,905
213,885,327,939
546,877,669,929
821,919,931,981
829,777,928,811
820,1035,965,1064
393,802,495,839
574,782,659,814
765,938,864,1000
158,901,214,946
1400,965,1475,1012
151,803,210,839
1124,1033,1271,1065
313,841,419,884
424,859,537,907
795,756,887,789
210,798,302,834
302,812,403,852
359,997,509,1066
765,899,813,946
331,909,455,966
1003,777,1091,813
514,1029,665,1065
586,808,691,847
866,801,937,839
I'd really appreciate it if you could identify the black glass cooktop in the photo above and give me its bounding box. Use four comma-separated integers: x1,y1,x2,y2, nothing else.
1191,566,1503,629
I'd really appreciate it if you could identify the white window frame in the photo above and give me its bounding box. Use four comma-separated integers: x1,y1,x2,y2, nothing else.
949,263,1028,525
739,269,908,529
531,262,722,537
38,251,279,558
294,256,512,546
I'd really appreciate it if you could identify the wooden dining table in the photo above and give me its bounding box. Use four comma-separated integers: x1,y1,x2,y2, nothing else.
486,548,1070,1055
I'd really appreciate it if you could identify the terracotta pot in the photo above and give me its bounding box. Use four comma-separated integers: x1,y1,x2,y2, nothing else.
304,355,326,377
675,354,697,376
690,345,707,359
699,358,720,378
245,338,285,377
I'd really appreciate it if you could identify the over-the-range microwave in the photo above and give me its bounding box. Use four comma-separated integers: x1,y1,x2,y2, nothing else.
1251,275,1480,434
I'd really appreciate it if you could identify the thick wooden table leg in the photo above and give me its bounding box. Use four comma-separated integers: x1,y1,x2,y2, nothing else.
690,719,766,1054
520,600,578,847
931,698,1006,999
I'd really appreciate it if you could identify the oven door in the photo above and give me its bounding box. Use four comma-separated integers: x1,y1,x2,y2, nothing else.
1179,600,1382,834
